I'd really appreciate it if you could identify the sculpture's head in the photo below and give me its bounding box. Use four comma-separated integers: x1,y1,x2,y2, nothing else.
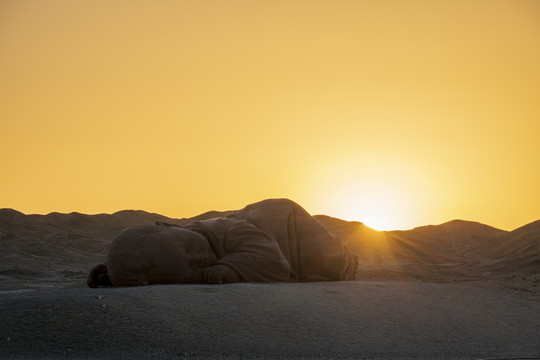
106,225,217,286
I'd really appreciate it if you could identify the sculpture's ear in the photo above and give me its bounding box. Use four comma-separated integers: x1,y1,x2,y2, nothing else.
87,263,112,288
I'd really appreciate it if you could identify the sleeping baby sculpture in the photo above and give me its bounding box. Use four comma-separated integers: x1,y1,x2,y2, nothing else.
87,199,358,287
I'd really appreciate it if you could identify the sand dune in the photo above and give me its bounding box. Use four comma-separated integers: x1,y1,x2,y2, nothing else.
470,220,540,277
315,215,539,284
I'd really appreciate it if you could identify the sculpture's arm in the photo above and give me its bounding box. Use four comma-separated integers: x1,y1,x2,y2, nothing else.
215,221,292,282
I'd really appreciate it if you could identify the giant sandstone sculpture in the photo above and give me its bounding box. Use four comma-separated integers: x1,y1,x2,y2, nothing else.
88,199,358,287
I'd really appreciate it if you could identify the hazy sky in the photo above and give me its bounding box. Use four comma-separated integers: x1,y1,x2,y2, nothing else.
1,0,539,230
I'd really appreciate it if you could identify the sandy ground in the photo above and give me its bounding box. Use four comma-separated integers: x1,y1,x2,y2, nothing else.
1,280,539,359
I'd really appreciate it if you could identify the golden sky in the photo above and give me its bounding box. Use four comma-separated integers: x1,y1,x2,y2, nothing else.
1,0,539,230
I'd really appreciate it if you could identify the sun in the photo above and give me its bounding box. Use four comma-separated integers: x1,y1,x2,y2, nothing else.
333,189,404,231
308,158,429,231
316,176,418,231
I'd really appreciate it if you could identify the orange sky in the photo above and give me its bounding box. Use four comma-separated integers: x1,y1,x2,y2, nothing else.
1,0,539,230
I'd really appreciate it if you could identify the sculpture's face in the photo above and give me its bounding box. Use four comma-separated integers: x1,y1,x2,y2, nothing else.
179,230,218,282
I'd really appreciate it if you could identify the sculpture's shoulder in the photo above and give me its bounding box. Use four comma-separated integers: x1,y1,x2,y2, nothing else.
186,217,255,239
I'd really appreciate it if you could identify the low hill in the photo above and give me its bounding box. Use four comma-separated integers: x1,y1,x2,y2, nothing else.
0,208,538,289
469,220,540,277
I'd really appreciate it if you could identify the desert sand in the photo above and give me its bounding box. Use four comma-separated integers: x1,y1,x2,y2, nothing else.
1,281,539,359
1,208,539,359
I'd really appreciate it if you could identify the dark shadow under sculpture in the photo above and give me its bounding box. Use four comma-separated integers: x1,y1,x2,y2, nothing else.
88,199,358,287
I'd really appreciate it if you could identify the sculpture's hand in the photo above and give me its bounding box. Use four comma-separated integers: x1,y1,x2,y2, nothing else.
202,265,240,284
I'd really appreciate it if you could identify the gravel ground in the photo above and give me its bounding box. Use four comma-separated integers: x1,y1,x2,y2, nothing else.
1,280,539,359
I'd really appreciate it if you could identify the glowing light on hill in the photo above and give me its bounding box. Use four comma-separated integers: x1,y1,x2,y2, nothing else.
308,159,430,231
327,184,412,231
